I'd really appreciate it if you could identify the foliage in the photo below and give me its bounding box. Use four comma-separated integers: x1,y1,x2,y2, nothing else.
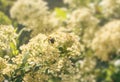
0,11,11,25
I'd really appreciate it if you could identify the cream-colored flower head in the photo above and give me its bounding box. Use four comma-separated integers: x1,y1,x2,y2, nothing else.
2,63,17,76
73,57,96,82
16,31,83,65
0,57,7,81
13,31,83,81
91,20,120,61
10,0,59,36
68,8,98,30
67,8,99,46
0,57,7,72
0,57,17,77
100,0,120,18
0,25,17,57
10,0,48,24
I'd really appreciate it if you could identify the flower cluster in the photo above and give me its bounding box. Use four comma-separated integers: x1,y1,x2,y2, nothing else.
0,57,7,72
0,57,7,81
91,20,120,61
76,57,96,82
10,0,48,24
0,57,17,80
100,0,120,18
67,8,99,46
12,31,84,81
0,25,18,57
10,0,60,36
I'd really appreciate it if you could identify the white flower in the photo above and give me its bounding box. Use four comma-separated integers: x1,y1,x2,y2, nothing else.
100,0,120,18
0,25,17,57
91,20,120,61
114,60,120,67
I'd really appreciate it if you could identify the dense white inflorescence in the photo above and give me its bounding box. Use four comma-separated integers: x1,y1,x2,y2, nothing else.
0,25,18,57
0,57,7,81
100,0,120,18
67,8,99,46
91,20,120,61
10,0,59,36
12,31,84,81
10,0,48,24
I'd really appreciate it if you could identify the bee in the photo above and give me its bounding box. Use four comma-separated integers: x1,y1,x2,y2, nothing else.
49,38,55,44
47,37,55,44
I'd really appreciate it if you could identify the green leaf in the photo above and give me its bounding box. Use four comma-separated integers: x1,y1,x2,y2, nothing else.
10,41,18,56
48,77,61,82
55,8,67,21
22,52,29,65
0,11,11,25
